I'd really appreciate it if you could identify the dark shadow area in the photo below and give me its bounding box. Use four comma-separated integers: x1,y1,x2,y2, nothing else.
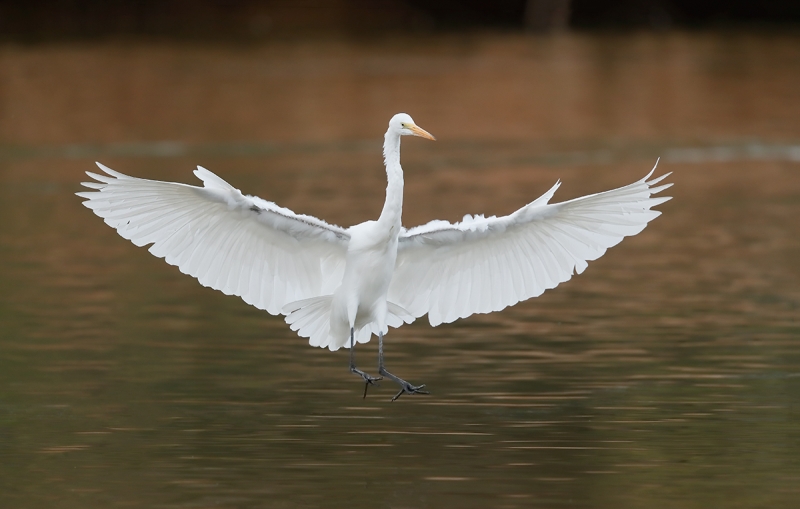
2,0,800,42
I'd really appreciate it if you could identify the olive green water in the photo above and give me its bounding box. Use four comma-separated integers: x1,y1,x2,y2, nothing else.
1,32,799,508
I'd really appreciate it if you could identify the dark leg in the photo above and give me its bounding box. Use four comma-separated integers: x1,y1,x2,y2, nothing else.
349,327,381,398
377,331,429,401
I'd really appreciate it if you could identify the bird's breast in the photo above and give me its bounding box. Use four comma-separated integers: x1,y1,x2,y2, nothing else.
340,222,398,297
346,220,399,254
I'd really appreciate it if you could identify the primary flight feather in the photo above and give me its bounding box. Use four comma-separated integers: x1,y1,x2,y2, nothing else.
78,113,672,400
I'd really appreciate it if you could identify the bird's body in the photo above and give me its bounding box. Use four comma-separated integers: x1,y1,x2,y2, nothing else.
331,219,398,343
330,121,406,348
78,113,672,400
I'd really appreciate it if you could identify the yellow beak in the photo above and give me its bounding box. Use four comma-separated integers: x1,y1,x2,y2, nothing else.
408,124,436,141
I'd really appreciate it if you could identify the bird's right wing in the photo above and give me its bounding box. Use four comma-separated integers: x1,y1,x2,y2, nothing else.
77,163,350,315
389,165,672,326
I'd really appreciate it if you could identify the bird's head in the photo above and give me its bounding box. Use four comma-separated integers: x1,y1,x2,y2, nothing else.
389,113,436,141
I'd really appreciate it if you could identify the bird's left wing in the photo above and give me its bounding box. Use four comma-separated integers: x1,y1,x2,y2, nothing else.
78,163,350,315
388,165,672,326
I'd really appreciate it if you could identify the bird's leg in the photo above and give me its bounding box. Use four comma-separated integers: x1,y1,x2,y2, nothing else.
377,331,429,401
349,327,382,398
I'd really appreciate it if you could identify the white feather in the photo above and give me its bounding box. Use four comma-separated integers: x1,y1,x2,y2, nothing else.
78,163,350,317
389,162,672,326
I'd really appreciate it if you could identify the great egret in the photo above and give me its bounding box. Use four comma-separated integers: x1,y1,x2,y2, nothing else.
78,113,672,401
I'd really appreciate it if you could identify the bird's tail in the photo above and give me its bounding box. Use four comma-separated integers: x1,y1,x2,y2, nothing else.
284,296,367,350
283,297,415,351
283,296,339,350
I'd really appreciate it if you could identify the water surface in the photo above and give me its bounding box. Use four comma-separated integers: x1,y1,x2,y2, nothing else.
1,32,799,508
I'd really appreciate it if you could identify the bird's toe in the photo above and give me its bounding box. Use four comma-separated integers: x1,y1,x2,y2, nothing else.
391,382,429,401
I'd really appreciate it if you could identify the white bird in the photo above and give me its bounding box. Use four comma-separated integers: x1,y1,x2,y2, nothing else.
78,113,672,400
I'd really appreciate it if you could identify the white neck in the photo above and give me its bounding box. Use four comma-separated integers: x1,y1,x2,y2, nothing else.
378,129,403,227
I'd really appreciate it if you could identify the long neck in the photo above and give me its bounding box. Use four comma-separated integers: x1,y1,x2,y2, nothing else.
378,130,403,228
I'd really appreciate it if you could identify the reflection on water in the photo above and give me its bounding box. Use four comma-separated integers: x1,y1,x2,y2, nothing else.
1,32,799,508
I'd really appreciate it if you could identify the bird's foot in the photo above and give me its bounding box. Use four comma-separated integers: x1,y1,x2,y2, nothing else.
379,368,429,401
391,382,429,402
350,367,382,398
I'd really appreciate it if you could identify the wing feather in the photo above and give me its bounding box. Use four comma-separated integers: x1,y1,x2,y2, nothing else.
78,163,350,315
390,162,672,326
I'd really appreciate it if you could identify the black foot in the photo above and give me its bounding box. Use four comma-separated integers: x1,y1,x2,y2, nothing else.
379,368,429,401
390,382,429,402
350,367,382,398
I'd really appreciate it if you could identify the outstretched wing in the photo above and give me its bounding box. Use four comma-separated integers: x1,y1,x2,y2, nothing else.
388,163,672,326
78,163,350,315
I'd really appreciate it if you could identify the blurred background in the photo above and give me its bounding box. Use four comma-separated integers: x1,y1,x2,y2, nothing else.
1,2,799,508
3,0,800,39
